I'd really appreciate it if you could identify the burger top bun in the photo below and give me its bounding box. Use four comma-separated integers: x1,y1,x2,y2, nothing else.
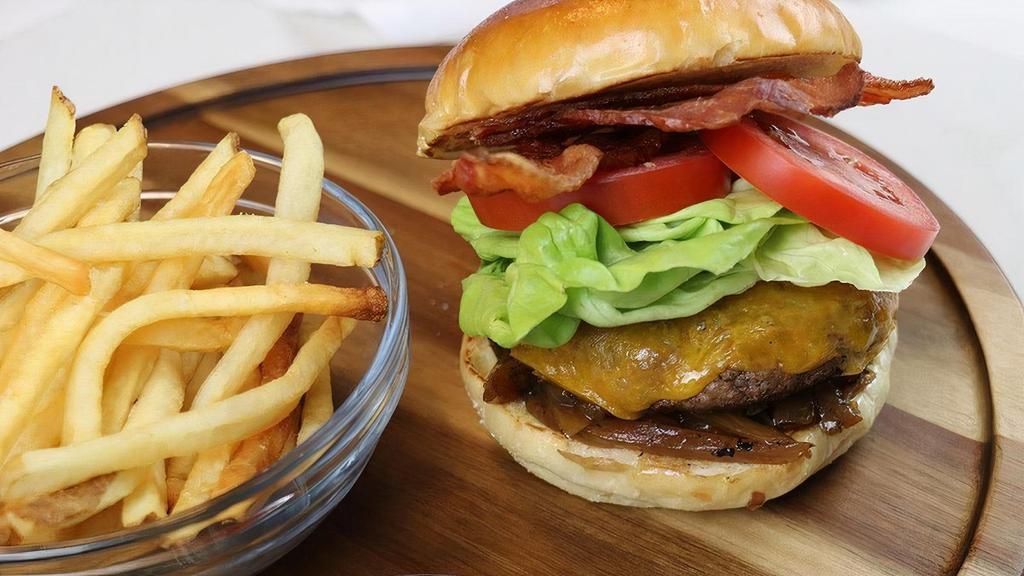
460,332,894,511
419,0,862,156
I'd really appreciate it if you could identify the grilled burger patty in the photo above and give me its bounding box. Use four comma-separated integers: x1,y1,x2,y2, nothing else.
509,282,897,418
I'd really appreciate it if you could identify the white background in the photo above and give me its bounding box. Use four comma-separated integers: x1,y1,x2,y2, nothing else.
1,0,1021,294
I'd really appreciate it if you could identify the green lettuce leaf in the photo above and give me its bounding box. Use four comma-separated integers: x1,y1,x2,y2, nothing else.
453,180,925,349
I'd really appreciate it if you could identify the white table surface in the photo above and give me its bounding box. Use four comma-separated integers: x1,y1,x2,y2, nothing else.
2,0,1021,295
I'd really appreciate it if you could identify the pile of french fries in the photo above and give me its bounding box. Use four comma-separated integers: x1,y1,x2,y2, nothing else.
0,88,388,545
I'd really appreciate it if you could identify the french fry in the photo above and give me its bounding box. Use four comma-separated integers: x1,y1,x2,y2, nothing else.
5,470,145,539
0,103,389,543
0,107,137,362
0,281,42,333
112,134,240,304
133,152,255,295
175,320,299,512
0,229,90,295
18,115,146,240
166,364,252,509
181,352,203,382
71,124,116,168
173,116,325,412
124,317,245,351
0,266,124,466
0,330,14,379
100,347,158,435
121,350,186,527
237,255,270,278
178,117,325,512
193,256,238,289
35,87,76,200
37,215,382,269
123,351,185,427
2,371,66,474
297,317,356,445
0,93,87,325
153,134,239,222
92,152,258,436
62,284,386,445
76,177,142,228
4,317,346,503
163,457,192,511
184,353,221,411
109,261,159,309
0,124,138,292
128,159,143,222
0,176,140,289
215,409,299,497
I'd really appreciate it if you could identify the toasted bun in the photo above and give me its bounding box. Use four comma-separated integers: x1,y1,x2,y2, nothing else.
420,0,862,156
461,330,894,510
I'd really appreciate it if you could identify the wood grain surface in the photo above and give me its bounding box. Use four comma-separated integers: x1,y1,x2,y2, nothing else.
2,47,1022,576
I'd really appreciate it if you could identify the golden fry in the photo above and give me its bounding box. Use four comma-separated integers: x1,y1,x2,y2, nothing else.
4,318,345,503
70,124,116,168
77,177,142,228
175,320,299,513
35,87,76,200
124,317,246,351
192,256,238,289
0,103,384,543
38,215,382,269
0,267,123,467
121,350,185,527
63,284,385,445
0,229,90,295
100,347,159,436
19,115,146,240
298,319,356,444
178,115,325,414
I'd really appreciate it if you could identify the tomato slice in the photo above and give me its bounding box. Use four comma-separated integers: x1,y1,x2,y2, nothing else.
700,112,939,261
468,143,731,231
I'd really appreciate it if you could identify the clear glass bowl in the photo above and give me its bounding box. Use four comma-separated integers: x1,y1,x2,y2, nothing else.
0,142,410,574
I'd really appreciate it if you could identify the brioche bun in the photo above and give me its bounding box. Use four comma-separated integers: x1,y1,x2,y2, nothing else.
419,0,861,156
460,331,894,510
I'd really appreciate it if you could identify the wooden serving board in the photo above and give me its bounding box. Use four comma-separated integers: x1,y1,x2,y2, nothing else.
4,47,1023,576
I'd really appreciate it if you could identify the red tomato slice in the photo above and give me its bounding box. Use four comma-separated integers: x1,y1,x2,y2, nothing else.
468,143,731,231
700,112,939,261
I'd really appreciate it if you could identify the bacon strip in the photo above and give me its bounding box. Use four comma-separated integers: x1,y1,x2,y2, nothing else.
859,73,934,105
558,63,867,132
435,65,933,200
433,144,602,201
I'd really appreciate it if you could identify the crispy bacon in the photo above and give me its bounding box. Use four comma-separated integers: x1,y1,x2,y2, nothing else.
859,73,935,105
558,63,867,132
432,144,602,201
434,64,933,200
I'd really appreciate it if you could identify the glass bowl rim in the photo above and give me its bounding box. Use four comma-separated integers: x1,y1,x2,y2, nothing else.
0,141,410,561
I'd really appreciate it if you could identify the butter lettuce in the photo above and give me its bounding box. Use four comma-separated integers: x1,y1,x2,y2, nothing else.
453,180,924,349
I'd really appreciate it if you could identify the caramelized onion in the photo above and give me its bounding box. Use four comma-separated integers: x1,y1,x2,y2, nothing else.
534,381,607,436
488,352,875,464
768,371,874,435
815,372,873,435
483,354,536,404
686,412,794,442
578,417,812,465
521,379,811,464
767,391,817,431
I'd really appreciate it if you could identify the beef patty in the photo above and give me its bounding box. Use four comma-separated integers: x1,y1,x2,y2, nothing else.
510,282,897,419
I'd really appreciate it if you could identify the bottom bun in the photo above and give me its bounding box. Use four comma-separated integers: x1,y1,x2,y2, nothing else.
461,330,895,510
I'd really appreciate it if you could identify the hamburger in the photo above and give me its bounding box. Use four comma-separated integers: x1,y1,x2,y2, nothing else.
420,0,938,510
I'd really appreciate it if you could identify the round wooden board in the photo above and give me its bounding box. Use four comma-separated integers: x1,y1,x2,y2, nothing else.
4,47,1022,576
